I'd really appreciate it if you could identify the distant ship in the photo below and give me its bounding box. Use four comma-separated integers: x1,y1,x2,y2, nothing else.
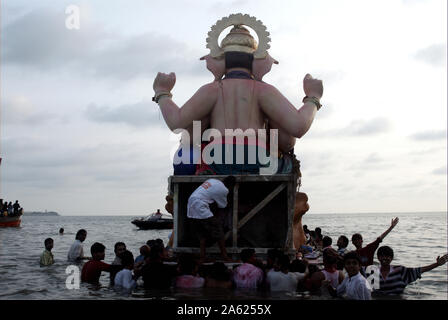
0,208,23,227
0,215,22,227
23,211,60,216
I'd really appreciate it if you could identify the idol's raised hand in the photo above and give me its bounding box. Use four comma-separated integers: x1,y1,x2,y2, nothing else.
153,72,176,94
303,74,323,99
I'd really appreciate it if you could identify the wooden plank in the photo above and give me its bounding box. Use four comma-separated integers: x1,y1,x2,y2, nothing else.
173,172,297,252
173,183,179,248
232,183,239,248
173,247,296,255
284,180,294,250
171,174,294,184
237,183,286,229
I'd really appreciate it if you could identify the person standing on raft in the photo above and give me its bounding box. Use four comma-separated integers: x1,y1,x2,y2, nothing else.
187,176,236,262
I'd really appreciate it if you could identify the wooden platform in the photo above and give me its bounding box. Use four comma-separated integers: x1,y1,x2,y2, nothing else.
170,174,298,259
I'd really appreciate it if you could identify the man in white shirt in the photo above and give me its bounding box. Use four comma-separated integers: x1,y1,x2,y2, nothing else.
114,250,136,291
67,229,89,262
187,176,236,261
267,254,299,292
149,209,163,221
326,251,372,300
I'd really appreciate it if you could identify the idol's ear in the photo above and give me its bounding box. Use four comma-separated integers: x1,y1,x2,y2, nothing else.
252,53,279,81
200,54,225,81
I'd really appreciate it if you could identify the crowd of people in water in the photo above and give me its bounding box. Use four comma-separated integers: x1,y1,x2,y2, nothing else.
37,178,448,300
0,199,23,217
40,219,448,300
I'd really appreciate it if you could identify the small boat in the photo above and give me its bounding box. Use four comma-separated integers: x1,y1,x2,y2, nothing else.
0,215,22,227
131,211,173,230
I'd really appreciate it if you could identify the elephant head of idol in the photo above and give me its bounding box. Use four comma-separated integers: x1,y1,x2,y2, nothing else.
200,13,278,81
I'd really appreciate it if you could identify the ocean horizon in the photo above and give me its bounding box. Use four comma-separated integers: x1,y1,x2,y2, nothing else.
32,210,448,217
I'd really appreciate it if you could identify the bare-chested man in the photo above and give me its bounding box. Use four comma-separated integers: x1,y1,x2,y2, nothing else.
153,22,323,174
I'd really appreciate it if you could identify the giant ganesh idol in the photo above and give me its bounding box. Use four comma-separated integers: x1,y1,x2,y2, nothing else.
152,13,324,176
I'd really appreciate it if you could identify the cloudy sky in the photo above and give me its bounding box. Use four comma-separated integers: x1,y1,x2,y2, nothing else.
0,0,446,215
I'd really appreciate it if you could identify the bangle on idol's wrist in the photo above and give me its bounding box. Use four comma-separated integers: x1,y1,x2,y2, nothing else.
152,91,173,103
302,96,322,110
157,94,172,103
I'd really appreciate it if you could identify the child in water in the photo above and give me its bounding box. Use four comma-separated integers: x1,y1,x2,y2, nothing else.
81,242,111,285
114,250,136,290
40,238,54,266
374,246,448,295
326,251,371,300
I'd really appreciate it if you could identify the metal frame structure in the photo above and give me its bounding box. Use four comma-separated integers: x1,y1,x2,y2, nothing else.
171,174,297,258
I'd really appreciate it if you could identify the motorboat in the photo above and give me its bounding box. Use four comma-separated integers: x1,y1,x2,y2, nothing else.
131,211,173,230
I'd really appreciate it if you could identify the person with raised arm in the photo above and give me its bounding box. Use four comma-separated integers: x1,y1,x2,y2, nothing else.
373,246,448,295
351,217,399,267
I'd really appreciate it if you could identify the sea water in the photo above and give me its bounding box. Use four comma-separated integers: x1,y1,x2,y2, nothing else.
0,212,446,300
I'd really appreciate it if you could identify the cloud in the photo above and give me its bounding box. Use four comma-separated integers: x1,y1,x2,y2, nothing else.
414,44,447,67
409,130,446,141
314,103,334,120
2,8,203,79
401,0,424,4
1,136,80,188
313,70,346,86
2,8,104,68
2,96,60,126
348,152,393,172
1,135,82,169
298,150,337,175
84,100,165,128
308,117,392,138
363,153,383,164
208,0,250,12
87,33,203,79
432,166,447,175
397,180,425,189
343,118,391,136
1,135,169,190
407,146,445,156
